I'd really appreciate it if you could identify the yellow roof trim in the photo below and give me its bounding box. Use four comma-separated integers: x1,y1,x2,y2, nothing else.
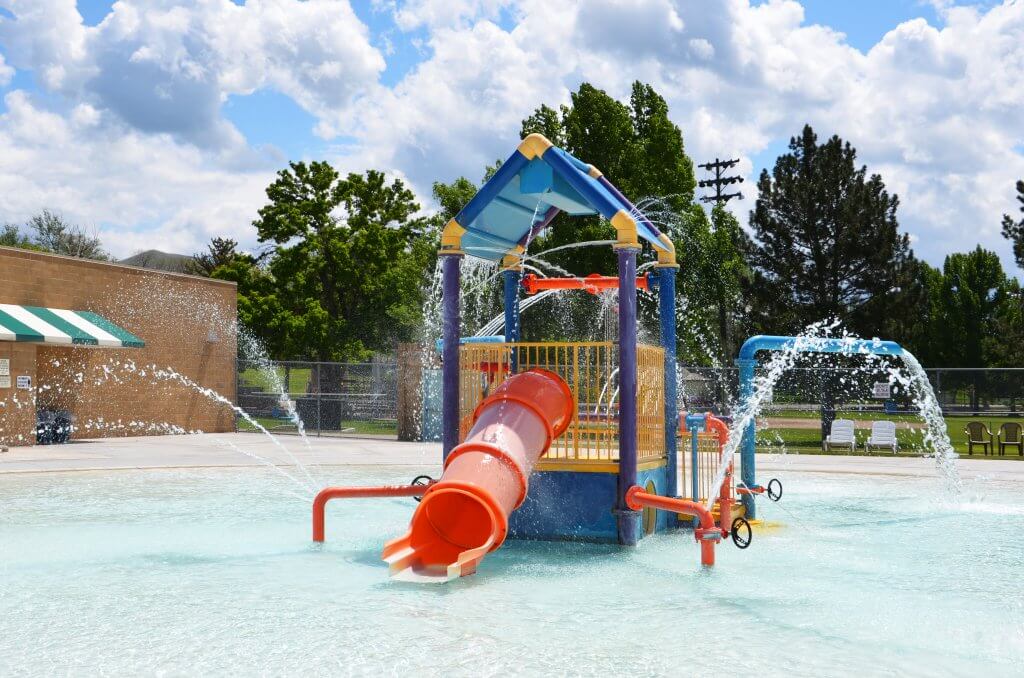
610,210,640,249
439,219,466,253
518,133,553,160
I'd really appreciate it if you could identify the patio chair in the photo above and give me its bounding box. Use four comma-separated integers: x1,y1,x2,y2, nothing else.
825,419,856,452
997,422,1023,457
865,420,898,454
964,421,993,456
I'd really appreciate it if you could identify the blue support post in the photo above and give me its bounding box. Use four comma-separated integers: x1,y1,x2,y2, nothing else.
657,266,679,497
441,254,462,461
502,268,522,372
615,247,640,546
737,358,756,518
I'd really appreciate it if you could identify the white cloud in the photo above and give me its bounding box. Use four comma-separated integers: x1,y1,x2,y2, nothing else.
0,0,1023,273
0,0,382,256
0,90,272,258
0,0,384,148
339,0,1024,272
0,52,13,85
390,0,515,31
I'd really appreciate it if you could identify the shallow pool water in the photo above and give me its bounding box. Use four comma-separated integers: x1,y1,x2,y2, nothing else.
1,466,1022,676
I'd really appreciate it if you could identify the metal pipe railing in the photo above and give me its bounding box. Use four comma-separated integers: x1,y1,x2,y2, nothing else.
312,483,433,542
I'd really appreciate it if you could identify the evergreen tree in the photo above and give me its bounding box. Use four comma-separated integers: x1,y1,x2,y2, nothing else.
1002,179,1024,271
748,124,914,337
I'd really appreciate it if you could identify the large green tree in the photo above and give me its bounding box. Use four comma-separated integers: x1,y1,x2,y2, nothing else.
1002,179,1024,271
748,124,915,337
245,163,429,361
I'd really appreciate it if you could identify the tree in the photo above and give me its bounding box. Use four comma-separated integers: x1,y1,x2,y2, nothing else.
928,247,1011,410
190,237,248,276
518,82,730,363
26,209,107,260
1002,179,1024,271
748,125,914,337
0,223,43,251
251,163,427,362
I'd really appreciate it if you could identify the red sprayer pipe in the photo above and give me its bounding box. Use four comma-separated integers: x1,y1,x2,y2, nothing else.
312,484,431,542
521,273,649,296
625,486,722,566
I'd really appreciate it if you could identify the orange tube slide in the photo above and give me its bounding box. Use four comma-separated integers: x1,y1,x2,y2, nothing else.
382,369,573,582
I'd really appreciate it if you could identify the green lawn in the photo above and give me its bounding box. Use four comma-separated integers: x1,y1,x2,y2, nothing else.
237,416,397,436
238,366,313,394
757,414,1023,457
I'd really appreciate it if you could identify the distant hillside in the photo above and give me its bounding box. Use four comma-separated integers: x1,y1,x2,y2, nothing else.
119,249,194,274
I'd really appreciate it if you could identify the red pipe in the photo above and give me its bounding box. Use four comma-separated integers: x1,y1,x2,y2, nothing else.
521,273,649,296
312,484,431,542
625,486,722,566
705,413,734,531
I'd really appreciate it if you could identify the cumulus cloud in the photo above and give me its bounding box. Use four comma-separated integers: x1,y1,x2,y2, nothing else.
0,0,383,256
0,90,271,257
0,0,1022,271
0,0,384,148
342,0,1024,271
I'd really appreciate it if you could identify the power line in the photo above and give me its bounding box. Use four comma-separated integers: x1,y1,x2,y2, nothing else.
698,158,744,205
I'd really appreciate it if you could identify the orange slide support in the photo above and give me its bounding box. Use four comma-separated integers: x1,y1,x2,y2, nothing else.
382,368,573,582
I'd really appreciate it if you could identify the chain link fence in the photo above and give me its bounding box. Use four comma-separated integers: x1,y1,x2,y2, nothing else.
679,366,1024,415
235,357,1024,443
237,360,398,436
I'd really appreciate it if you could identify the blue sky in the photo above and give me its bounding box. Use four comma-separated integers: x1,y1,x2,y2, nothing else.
0,0,1021,271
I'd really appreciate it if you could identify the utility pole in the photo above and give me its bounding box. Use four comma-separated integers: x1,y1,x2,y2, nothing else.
698,158,744,204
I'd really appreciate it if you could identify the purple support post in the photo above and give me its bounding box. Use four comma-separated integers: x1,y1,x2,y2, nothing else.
441,253,462,460
615,247,640,546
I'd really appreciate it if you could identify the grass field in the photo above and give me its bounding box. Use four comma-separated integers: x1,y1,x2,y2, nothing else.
238,367,312,394
759,413,1023,457
237,416,397,436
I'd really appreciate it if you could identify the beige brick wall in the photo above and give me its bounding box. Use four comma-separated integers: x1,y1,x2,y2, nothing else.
0,246,237,446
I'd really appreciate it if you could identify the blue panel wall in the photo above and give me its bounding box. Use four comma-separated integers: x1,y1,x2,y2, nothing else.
509,465,676,542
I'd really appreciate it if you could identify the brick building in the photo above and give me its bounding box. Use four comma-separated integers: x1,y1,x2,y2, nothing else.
0,246,237,446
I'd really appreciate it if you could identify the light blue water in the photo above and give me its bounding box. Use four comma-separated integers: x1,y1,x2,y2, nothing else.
1,467,1022,676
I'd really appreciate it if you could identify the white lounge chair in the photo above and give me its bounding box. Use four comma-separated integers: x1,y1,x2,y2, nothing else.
865,420,897,454
825,419,856,452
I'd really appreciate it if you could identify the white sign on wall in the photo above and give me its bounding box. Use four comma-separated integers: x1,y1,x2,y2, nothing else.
0,375,9,389
872,382,892,399
0,358,9,376
16,375,31,390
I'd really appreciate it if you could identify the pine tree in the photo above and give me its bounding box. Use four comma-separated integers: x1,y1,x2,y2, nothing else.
748,124,914,337
1002,180,1024,271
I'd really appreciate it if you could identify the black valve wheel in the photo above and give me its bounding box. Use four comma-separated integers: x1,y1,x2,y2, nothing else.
767,478,783,502
731,516,752,549
411,475,434,502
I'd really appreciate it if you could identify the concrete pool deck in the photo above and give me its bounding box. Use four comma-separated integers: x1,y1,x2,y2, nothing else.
1,432,1022,482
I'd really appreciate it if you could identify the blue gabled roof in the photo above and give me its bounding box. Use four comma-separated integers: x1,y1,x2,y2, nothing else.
450,135,671,262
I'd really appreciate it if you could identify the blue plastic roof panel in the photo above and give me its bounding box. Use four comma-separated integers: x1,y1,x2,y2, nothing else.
452,139,671,262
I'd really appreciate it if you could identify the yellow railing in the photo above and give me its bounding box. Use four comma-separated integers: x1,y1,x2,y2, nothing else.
681,424,734,505
458,341,665,469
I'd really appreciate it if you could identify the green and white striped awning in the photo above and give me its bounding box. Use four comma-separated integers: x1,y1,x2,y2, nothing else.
0,304,144,348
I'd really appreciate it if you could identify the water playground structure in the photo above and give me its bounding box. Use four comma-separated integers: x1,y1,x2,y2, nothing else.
311,134,913,581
